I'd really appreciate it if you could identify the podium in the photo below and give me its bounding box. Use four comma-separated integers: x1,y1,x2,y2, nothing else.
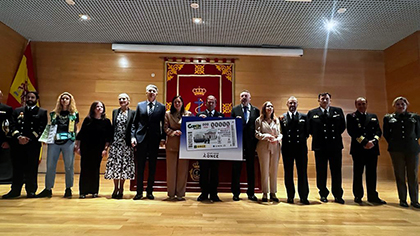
130,148,261,193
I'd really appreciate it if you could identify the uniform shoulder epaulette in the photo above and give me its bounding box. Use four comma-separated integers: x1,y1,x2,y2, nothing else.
384,113,394,118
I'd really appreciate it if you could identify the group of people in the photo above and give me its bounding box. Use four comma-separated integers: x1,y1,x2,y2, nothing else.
0,87,419,209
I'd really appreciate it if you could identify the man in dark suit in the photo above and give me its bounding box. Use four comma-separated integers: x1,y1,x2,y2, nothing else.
231,90,260,201
0,90,13,182
347,97,386,204
196,95,224,202
2,91,47,199
307,92,346,204
131,84,166,200
280,96,310,205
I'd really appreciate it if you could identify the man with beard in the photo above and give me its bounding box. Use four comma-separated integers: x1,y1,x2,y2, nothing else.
280,96,310,205
0,90,13,182
131,84,166,200
2,91,47,199
307,92,346,204
231,90,260,201
196,95,224,202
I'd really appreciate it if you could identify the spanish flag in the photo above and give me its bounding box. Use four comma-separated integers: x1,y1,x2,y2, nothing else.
7,41,42,162
7,42,37,109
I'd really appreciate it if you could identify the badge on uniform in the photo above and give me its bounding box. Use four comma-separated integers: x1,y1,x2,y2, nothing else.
371,118,377,121
299,119,305,123
313,115,319,119
333,114,340,118
0,111,6,114
389,118,397,123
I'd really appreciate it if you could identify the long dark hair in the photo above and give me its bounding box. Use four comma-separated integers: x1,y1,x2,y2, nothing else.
170,95,185,115
260,101,277,123
88,101,106,120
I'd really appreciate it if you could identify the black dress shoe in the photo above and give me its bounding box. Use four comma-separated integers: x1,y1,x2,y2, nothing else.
248,195,258,201
197,194,208,201
210,195,221,202
334,198,345,204
27,192,36,198
63,188,72,198
262,198,268,202
133,194,143,200
79,194,86,199
36,189,52,198
368,198,386,204
320,197,328,203
116,193,123,199
2,191,21,199
232,195,240,201
92,193,99,198
286,198,294,204
300,199,310,205
354,197,362,203
411,202,420,208
400,200,409,207
271,197,280,203
146,193,154,200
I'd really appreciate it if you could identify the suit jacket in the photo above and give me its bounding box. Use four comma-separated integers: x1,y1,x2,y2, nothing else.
112,108,135,146
231,104,260,149
165,110,193,152
280,112,309,155
307,106,346,151
0,103,13,144
196,109,224,118
255,117,282,155
10,106,48,143
347,111,381,156
131,100,166,144
383,112,420,154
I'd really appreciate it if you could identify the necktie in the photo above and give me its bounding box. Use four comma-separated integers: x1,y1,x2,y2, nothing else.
292,113,295,121
324,109,328,117
148,103,154,116
243,106,248,123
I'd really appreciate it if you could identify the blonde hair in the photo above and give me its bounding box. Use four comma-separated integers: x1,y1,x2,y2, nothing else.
392,96,409,107
53,92,77,114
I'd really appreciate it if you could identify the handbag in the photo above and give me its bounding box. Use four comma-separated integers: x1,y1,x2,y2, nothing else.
38,124,58,144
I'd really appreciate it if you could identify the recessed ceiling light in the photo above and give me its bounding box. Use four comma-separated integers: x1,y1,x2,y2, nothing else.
193,18,203,24
337,8,347,14
65,0,75,5
324,20,337,31
285,0,312,2
190,3,199,9
79,14,91,21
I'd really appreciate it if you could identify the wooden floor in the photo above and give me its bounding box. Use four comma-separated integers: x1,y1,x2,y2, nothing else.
0,174,419,236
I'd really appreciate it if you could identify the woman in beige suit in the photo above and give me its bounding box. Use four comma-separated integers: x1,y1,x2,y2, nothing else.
164,95,192,201
255,101,282,202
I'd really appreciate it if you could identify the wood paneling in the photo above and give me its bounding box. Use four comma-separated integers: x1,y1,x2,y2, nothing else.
32,42,393,180
384,31,420,114
0,22,27,100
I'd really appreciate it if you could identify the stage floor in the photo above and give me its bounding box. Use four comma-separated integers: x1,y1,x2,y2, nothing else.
0,174,419,236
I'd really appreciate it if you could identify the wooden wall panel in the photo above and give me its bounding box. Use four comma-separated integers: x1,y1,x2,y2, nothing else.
32,42,393,180
0,22,27,99
384,31,420,114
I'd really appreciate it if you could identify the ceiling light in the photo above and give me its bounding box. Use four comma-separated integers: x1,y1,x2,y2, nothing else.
337,8,347,14
193,18,202,24
190,3,199,9
79,14,91,21
324,20,337,31
65,0,75,5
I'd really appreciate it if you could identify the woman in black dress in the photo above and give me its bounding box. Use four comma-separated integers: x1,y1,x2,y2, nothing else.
75,101,112,198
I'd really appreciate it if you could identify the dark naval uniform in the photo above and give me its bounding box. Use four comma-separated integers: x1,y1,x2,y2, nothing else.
383,112,420,204
196,109,224,200
280,111,309,201
0,103,13,181
307,106,346,199
8,106,47,197
347,111,382,201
